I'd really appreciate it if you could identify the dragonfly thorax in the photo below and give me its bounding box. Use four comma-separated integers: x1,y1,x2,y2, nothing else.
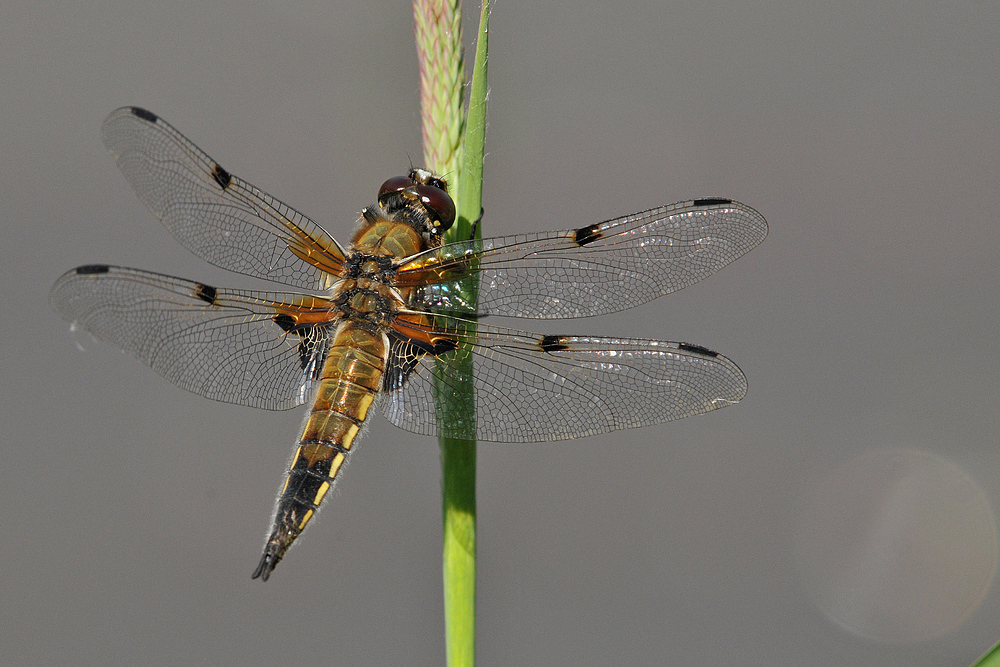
332,279,399,328
341,251,395,280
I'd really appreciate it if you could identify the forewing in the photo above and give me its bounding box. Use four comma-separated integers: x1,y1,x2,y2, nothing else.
381,316,747,442
396,198,767,319
101,107,346,290
51,265,337,410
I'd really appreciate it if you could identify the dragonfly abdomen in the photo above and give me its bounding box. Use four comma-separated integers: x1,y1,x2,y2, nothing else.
252,323,389,580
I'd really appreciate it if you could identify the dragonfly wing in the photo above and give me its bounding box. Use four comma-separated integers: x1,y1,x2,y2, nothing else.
101,107,346,290
381,316,747,442
397,198,767,319
51,265,337,410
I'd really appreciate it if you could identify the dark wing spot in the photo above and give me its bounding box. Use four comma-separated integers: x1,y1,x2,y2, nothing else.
211,163,232,190
573,223,603,246
539,335,570,353
273,314,297,332
383,336,421,392
274,316,322,370
297,339,313,371
432,338,459,355
290,324,323,371
692,198,731,207
130,107,158,123
399,333,459,357
383,334,459,392
193,283,217,305
678,342,719,358
75,264,110,275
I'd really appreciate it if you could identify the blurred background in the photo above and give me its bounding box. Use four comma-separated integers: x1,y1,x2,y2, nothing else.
3,1,999,664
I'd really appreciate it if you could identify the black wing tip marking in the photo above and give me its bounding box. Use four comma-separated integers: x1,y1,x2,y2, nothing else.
75,264,110,275
128,107,158,123
692,197,732,207
211,163,232,190
677,342,720,358
539,335,570,353
193,283,217,305
573,223,603,247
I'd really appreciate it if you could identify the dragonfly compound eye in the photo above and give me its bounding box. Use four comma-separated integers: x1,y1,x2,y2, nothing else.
377,176,413,202
413,183,456,232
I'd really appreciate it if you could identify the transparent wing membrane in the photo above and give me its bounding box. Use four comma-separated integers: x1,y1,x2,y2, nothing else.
397,198,767,319
51,265,334,410
101,107,345,290
382,315,747,442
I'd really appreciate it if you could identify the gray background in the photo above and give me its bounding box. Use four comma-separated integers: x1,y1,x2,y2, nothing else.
4,0,1000,664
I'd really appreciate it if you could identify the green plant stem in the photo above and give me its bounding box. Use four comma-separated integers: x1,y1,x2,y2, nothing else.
414,0,488,665
440,435,476,666
440,4,488,664
973,640,1000,667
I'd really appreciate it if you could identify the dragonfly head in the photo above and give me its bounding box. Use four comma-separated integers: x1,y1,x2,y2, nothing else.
377,169,456,242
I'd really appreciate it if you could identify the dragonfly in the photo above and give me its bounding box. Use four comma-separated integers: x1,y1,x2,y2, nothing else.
51,107,768,581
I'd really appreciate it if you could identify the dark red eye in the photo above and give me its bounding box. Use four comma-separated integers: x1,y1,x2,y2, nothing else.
377,176,412,201
414,183,456,231
377,173,456,232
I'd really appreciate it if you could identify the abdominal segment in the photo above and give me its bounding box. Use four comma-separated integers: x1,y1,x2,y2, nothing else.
252,324,388,580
